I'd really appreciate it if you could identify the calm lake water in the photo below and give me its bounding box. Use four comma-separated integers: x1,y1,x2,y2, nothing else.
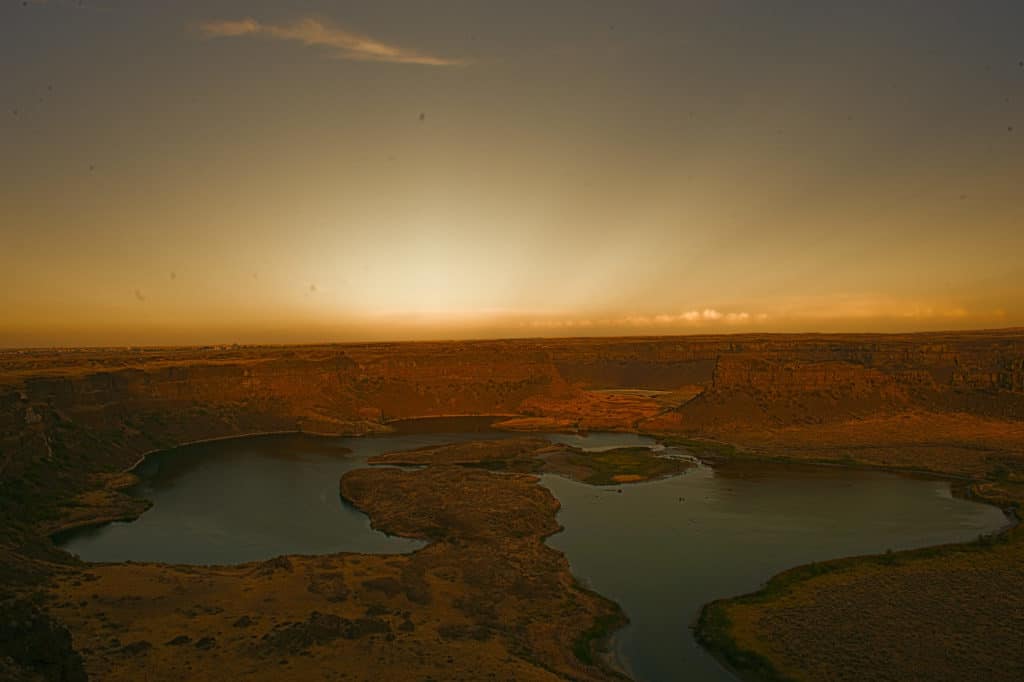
55,421,1008,682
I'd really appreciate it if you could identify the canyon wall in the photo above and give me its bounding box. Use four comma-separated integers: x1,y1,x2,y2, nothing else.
3,332,1023,463
1,330,1023,556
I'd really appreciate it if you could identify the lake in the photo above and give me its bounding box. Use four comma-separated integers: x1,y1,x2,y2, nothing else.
55,421,1008,681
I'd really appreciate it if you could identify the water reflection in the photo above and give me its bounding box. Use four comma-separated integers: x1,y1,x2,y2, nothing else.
543,461,1007,682
54,422,1008,682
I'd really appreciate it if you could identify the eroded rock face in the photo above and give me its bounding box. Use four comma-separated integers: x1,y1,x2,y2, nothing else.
1,333,1021,470
1,332,1021,555
705,338,1024,419
2,332,1019,436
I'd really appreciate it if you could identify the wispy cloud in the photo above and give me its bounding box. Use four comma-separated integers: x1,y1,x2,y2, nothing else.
22,0,112,10
625,309,754,325
523,309,762,329
198,17,466,66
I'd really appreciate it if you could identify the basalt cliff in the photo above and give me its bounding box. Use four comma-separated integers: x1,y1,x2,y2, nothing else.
4,331,1022,513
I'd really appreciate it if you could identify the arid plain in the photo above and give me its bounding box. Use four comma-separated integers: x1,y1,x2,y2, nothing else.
2,330,1023,681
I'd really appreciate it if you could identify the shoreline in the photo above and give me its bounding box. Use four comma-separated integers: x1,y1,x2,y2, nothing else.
693,477,1021,682
46,418,552,543
45,429,365,539
41,420,1020,682
122,428,366,474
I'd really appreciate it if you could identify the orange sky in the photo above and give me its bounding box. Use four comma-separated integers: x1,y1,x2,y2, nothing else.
2,2,1023,347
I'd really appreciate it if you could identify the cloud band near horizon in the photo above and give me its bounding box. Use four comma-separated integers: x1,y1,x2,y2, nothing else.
198,17,466,66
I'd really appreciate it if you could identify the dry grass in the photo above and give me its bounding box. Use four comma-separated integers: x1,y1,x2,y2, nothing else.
699,483,1024,682
44,464,628,681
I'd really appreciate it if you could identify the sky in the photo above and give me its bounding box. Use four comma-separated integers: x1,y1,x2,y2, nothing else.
2,1,1023,346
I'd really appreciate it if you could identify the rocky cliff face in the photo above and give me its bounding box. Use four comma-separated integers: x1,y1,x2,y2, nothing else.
1,332,1021,458
698,332,1024,423
1,331,1022,555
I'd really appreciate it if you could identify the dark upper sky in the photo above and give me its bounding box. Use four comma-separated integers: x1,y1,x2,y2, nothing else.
2,1,1023,346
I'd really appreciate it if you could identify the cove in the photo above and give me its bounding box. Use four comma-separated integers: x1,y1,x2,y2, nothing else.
54,420,521,565
54,423,1008,681
543,458,1009,682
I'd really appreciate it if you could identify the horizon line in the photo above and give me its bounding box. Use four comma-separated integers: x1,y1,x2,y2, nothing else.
3,326,1022,352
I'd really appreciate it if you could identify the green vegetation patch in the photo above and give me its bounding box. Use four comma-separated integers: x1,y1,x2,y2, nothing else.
463,458,544,474
656,436,741,459
695,601,789,682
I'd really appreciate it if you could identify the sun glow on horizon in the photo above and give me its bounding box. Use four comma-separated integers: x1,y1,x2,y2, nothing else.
2,2,1022,347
